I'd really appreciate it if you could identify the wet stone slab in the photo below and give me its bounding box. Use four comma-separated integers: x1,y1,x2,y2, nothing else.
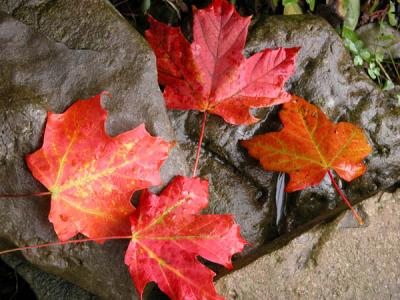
216,190,400,299
0,2,399,299
169,15,400,255
0,1,188,299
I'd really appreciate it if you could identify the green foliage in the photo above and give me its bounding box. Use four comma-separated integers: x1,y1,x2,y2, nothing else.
280,0,315,14
342,26,396,91
367,62,380,79
343,0,360,31
282,0,302,15
383,79,395,90
305,0,315,11
388,1,398,27
337,0,360,31
141,0,151,13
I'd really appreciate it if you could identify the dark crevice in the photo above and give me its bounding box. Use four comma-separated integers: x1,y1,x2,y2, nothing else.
0,257,36,300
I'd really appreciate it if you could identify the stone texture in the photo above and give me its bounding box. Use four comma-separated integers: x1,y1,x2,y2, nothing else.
2,254,98,300
1,4,399,299
0,1,188,299
0,257,36,299
170,15,400,247
216,190,400,299
356,22,400,59
245,15,399,231
169,118,275,250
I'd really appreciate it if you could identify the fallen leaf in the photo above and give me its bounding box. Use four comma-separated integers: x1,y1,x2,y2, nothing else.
125,176,246,300
146,0,299,125
242,96,372,191
26,92,173,241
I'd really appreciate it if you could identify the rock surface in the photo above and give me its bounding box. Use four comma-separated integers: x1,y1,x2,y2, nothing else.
1,3,399,299
356,22,400,59
0,257,36,299
0,1,187,299
170,15,400,248
169,120,276,250
246,15,399,231
2,254,98,300
216,190,400,299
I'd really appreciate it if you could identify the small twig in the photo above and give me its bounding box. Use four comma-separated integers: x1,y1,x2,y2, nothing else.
192,111,207,178
376,60,392,81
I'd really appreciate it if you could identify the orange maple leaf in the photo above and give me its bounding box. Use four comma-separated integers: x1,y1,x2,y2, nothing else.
242,96,372,192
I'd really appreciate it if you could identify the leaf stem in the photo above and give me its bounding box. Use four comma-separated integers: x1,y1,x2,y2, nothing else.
327,170,364,225
192,111,207,178
388,52,400,81
0,235,132,255
376,60,392,82
0,191,52,199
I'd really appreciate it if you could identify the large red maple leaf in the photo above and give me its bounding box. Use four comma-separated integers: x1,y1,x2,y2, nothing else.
26,93,173,241
146,0,299,125
242,96,372,192
125,176,246,300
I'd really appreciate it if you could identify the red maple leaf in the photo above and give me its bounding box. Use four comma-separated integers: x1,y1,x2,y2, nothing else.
146,0,299,125
125,176,246,300
26,92,174,241
241,97,372,191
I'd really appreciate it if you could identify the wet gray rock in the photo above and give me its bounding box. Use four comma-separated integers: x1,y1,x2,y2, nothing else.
0,1,187,299
0,257,36,299
1,4,399,299
246,15,400,231
169,15,400,247
216,190,400,299
176,138,273,250
2,254,98,300
169,106,284,251
356,22,400,59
